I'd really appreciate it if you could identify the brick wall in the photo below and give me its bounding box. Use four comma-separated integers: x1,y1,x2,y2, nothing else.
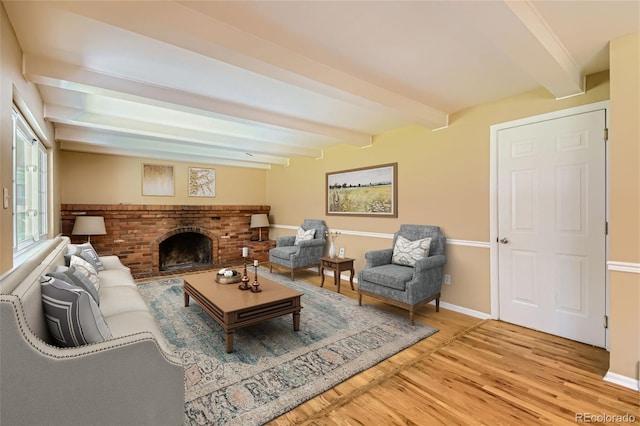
60,204,274,278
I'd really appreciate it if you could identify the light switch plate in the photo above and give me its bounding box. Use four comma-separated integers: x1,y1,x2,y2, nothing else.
3,188,8,209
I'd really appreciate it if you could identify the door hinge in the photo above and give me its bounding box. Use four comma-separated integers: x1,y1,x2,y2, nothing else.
604,315,609,329
605,221,609,235
604,128,609,141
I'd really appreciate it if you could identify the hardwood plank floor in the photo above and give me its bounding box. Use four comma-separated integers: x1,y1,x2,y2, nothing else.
265,268,639,426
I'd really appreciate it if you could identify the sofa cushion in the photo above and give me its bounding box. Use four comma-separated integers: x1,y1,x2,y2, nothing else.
99,286,150,317
360,264,414,291
48,266,100,304
65,243,105,271
40,276,112,347
104,310,174,354
98,269,138,289
294,227,315,245
392,235,431,267
70,255,100,293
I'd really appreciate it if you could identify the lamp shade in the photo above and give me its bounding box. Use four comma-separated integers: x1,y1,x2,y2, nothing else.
249,214,269,228
72,216,106,237
249,214,269,241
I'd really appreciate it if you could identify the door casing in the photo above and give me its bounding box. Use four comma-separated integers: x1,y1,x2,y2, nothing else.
489,100,610,349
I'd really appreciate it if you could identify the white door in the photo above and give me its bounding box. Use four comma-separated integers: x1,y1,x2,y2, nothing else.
497,109,607,347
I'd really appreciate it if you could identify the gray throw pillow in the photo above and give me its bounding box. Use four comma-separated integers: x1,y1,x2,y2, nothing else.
40,276,112,347
65,243,105,271
48,265,100,304
392,236,432,267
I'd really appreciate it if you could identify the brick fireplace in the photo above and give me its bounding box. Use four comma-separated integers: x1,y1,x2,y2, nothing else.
60,204,275,279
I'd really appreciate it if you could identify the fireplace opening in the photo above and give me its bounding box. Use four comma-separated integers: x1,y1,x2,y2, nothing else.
159,232,212,271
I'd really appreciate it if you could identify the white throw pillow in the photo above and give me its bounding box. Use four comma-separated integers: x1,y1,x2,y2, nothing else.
294,227,315,245
392,235,432,267
70,255,100,294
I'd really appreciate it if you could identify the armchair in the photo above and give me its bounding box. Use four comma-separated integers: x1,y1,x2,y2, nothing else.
269,219,327,280
358,224,446,325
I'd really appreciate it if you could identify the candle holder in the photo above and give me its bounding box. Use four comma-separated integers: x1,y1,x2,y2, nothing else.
250,263,261,293
238,261,251,291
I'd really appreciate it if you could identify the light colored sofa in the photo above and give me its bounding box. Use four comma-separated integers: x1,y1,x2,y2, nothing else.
0,236,184,426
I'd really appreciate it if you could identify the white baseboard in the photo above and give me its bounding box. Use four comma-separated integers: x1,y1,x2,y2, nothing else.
434,300,491,319
604,371,640,392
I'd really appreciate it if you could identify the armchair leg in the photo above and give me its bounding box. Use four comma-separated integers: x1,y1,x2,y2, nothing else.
436,298,440,312
409,308,415,326
291,269,295,281
358,293,363,306
270,264,273,273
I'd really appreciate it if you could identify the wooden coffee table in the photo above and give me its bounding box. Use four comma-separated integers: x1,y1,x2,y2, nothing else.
183,270,303,353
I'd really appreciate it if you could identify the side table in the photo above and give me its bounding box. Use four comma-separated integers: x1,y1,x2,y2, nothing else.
320,256,355,294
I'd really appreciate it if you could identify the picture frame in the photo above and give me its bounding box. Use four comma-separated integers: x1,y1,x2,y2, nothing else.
188,167,216,197
326,163,398,217
142,164,174,196
338,247,345,258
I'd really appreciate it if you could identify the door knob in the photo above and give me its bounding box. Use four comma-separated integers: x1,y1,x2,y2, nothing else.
498,237,509,244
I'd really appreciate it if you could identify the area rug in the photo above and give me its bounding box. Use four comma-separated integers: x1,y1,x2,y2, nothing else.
137,268,438,425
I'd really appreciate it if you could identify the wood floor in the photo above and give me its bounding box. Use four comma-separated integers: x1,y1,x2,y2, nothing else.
266,268,640,426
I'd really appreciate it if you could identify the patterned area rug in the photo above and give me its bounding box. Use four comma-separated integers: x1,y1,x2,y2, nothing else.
138,268,438,425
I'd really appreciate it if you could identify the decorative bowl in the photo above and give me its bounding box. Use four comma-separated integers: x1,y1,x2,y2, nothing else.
215,270,241,284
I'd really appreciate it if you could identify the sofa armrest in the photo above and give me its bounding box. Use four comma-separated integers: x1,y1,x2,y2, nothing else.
414,254,447,272
297,238,326,248
364,248,393,268
406,254,447,299
0,298,184,426
99,255,130,271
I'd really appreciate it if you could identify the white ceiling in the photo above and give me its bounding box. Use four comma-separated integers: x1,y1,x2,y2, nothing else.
4,1,639,169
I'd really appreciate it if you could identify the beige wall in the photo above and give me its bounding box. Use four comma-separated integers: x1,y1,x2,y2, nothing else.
608,32,640,383
59,151,267,206
0,5,57,274
268,71,609,314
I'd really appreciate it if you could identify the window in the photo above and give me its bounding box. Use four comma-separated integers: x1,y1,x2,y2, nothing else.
12,106,48,254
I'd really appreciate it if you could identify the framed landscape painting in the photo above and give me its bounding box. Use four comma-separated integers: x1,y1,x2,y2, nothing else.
326,163,398,217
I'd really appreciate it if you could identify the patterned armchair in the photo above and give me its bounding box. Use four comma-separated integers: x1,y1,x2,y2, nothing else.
358,224,446,325
269,219,327,280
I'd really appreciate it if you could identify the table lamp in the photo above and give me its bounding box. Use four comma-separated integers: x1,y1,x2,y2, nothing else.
249,214,269,242
72,216,106,243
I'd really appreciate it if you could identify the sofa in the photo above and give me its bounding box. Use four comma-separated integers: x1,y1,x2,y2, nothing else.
0,236,184,426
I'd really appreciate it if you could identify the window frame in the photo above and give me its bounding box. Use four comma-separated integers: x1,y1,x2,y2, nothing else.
12,106,48,256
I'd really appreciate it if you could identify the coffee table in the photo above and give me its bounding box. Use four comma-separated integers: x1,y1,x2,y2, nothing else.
183,270,303,353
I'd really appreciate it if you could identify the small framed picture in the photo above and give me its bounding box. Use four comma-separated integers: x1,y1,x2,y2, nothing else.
142,164,174,196
188,167,216,197
338,247,345,258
